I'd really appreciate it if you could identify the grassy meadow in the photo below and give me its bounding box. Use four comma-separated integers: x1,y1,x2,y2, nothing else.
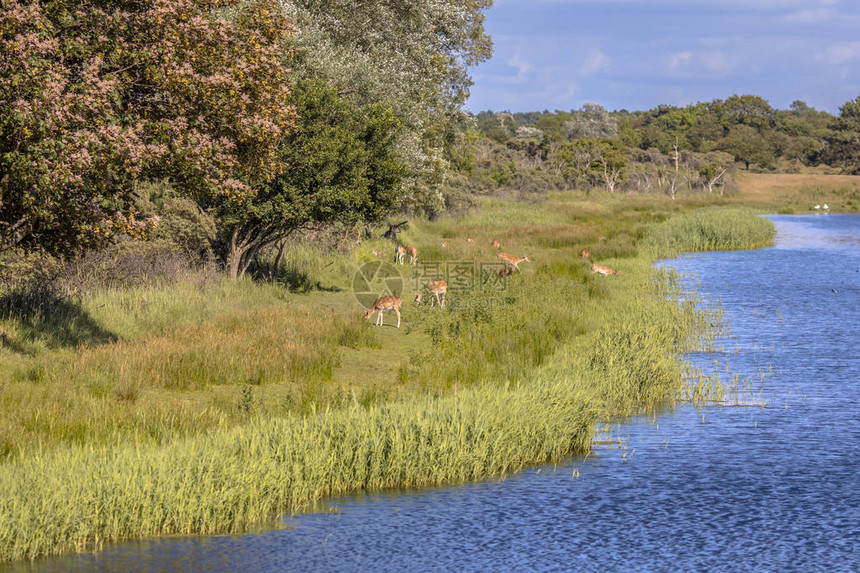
3,173,842,562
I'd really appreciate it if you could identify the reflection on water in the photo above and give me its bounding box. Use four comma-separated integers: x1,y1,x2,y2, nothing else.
5,215,860,573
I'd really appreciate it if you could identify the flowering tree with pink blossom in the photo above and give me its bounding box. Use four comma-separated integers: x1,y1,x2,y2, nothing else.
0,0,295,255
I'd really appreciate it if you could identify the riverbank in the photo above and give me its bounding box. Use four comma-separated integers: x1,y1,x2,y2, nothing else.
0,183,800,561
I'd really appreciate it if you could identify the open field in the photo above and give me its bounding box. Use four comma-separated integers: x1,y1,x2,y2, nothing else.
731,172,860,213
0,172,852,560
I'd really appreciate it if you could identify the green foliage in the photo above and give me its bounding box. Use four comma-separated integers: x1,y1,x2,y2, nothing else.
214,79,406,277
551,138,628,192
823,95,860,174
282,0,494,214
718,125,776,170
153,197,217,259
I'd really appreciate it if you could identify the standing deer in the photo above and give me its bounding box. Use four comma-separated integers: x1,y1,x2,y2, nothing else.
491,239,501,249
580,248,590,259
364,296,402,327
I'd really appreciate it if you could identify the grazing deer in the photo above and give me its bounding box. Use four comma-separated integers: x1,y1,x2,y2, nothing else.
465,236,474,244
497,252,531,270
491,239,501,249
441,241,449,248
364,296,402,328
405,245,417,265
580,248,590,259
372,249,385,257
415,280,447,307
591,263,618,276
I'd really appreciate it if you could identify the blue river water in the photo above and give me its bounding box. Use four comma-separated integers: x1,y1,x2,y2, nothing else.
5,214,859,572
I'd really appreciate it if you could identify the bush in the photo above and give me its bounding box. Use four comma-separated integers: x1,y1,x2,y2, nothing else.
60,240,210,293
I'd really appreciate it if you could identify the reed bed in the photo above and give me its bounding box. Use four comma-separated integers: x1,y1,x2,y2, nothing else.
642,208,775,255
0,376,596,561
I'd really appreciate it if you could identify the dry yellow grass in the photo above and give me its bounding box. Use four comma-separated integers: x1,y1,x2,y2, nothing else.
732,172,860,212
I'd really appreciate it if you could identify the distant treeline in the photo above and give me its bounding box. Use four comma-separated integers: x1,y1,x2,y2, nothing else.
444,95,860,204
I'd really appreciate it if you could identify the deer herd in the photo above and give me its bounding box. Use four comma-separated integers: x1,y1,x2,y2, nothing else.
364,236,617,327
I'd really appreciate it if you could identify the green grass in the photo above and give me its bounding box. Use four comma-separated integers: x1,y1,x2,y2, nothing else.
0,199,775,561
642,207,776,256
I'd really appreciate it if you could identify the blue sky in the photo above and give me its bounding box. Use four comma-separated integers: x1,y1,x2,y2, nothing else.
465,0,860,114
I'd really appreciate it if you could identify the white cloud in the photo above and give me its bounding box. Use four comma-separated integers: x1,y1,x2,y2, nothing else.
668,51,693,71
784,8,837,23
823,41,860,64
665,49,736,76
581,50,611,74
499,53,532,84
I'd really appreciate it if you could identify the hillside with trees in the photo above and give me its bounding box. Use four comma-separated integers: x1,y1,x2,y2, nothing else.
455,95,859,206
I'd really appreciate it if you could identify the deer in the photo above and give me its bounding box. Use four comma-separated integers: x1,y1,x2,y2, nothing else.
591,264,618,276
580,248,590,259
364,296,402,328
491,239,501,249
414,280,447,307
497,252,531,271
465,236,474,244
395,244,416,265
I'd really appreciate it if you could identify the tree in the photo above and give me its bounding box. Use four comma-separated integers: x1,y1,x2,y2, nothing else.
281,0,494,213
823,95,860,174
214,80,406,278
562,103,618,139
0,0,294,255
713,94,774,131
694,152,735,194
718,125,775,170
552,138,627,192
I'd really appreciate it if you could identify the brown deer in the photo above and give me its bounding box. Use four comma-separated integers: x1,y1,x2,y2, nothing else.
395,244,406,265
591,264,618,276
497,252,531,271
580,248,590,259
364,296,402,327
414,280,447,307
491,239,501,249
405,245,417,265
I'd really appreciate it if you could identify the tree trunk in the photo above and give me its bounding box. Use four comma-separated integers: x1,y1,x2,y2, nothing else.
271,240,287,282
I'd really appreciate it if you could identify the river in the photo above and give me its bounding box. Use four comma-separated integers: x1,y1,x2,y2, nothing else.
6,214,859,572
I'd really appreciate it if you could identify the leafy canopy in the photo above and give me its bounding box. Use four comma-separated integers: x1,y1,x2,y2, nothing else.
0,0,295,254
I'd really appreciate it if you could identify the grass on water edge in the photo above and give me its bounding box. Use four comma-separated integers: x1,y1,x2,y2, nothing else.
0,188,779,561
